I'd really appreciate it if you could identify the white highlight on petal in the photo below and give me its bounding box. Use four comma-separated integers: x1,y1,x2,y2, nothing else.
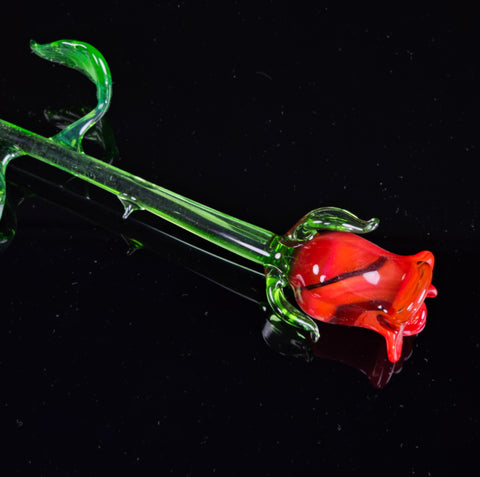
363,270,380,285
295,274,306,287
312,264,320,275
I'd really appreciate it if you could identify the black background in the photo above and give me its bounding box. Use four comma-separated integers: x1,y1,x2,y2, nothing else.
1,2,479,476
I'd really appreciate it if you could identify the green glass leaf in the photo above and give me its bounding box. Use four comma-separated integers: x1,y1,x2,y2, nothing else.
266,267,320,341
285,207,379,243
31,39,112,151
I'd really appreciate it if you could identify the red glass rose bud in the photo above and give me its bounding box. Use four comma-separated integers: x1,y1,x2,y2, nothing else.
288,231,437,362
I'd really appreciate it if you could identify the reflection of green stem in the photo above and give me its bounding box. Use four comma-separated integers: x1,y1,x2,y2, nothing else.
0,119,277,265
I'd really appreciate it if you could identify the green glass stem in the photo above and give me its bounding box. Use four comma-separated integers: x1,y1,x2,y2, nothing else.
0,119,276,265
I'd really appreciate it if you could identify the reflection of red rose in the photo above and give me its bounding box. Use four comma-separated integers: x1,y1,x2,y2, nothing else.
289,232,437,362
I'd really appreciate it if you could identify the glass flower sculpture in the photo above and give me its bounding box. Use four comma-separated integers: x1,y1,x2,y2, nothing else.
0,40,436,363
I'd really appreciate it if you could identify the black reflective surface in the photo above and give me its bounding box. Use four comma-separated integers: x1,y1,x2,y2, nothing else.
1,3,479,475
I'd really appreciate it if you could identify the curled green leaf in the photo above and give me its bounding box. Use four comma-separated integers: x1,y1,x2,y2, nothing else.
30,39,112,151
285,206,379,243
